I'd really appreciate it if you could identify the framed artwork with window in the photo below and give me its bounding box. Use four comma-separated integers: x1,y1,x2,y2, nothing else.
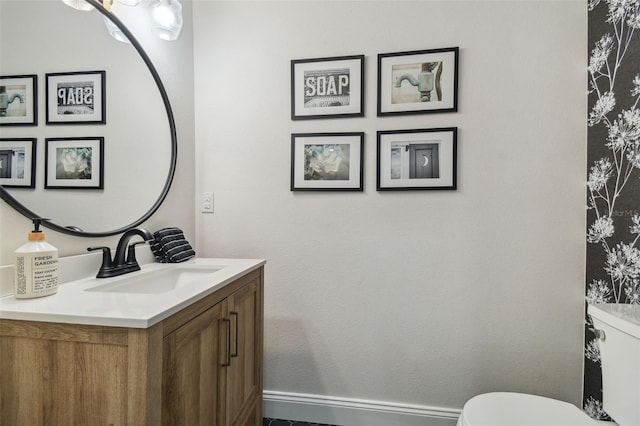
377,128,457,190
0,138,36,188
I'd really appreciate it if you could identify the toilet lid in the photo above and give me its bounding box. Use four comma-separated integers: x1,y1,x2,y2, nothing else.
457,392,597,426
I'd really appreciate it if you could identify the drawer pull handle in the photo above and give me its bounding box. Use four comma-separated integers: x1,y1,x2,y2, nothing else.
222,318,231,367
231,311,239,358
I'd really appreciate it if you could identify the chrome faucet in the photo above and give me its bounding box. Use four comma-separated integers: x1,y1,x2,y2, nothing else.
88,228,153,278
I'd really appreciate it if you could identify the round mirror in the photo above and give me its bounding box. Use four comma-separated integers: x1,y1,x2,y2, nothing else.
0,0,176,237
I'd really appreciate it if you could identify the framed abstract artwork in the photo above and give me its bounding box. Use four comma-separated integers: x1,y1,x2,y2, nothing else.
45,137,104,189
291,132,364,191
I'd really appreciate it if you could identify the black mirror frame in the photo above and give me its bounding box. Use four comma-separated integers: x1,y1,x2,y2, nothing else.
0,0,178,238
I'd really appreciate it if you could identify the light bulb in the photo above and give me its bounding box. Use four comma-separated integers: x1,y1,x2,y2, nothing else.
116,0,140,5
150,0,183,41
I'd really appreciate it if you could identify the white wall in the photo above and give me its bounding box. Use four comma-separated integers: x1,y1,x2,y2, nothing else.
193,0,587,417
0,0,196,264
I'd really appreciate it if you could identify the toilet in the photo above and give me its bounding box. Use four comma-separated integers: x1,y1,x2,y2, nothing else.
457,303,640,426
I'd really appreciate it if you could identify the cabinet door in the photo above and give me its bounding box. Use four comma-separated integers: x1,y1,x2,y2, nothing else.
1,336,129,425
163,301,225,426
225,278,261,426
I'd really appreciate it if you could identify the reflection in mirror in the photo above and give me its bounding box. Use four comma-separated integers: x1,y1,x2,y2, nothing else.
0,0,175,236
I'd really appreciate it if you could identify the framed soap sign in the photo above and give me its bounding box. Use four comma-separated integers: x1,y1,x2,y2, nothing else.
46,70,106,125
291,55,364,120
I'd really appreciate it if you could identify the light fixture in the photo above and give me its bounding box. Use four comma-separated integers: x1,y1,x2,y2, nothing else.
103,16,130,43
61,0,94,11
62,0,183,42
150,0,183,41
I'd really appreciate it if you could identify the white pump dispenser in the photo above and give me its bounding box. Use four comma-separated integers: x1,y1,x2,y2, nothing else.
14,218,59,299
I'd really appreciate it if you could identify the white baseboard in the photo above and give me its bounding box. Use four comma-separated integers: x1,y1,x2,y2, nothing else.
263,390,461,426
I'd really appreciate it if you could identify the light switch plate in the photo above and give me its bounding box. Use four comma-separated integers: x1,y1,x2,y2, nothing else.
201,192,214,213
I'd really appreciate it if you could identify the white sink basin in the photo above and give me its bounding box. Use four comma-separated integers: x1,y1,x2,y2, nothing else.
85,264,225,294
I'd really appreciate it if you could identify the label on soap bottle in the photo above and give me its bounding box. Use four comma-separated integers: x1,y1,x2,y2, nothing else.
15,250,58,298
32,254,58,293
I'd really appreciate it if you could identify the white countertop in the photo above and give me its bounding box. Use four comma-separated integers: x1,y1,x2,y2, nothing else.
0,258,265,328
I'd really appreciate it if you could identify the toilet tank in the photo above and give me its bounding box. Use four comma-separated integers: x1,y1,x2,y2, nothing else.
588,303,640,426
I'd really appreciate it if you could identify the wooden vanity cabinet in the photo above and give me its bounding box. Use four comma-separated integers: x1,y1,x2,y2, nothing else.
0,267,264,426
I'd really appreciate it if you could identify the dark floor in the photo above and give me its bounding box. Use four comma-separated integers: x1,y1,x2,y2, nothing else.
263,419,340,426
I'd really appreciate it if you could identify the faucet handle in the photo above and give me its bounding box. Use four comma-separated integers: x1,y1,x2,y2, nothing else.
88,246,112,262
87,246,114,278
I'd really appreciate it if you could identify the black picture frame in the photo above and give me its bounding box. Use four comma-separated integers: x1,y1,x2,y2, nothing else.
0,138,36,188
46,70,106,125
45,137,104,189
377,128,457,190
291,132,364,191
377,47,458,116
0,75,38,126
291,55,364,120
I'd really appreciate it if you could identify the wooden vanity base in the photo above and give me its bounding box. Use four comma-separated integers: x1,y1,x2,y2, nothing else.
0,267,264,426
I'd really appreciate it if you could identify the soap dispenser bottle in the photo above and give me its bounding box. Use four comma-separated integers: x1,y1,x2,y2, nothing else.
14,218,59,299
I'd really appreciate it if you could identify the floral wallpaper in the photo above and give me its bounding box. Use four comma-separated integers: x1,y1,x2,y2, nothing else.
585,0,640,420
